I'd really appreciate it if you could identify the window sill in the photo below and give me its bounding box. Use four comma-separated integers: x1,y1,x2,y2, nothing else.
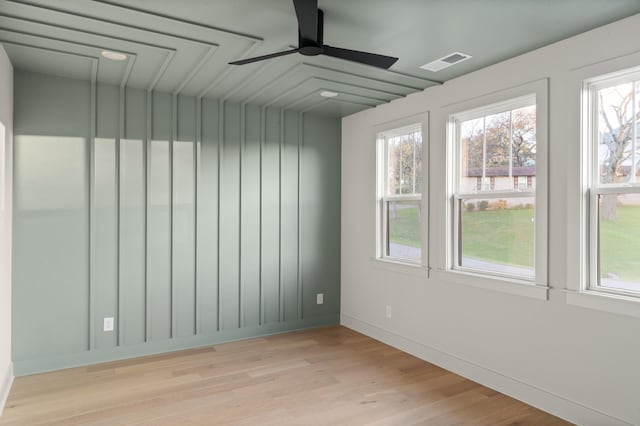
565,289,640,318
370,257,429,278
432,268,549,300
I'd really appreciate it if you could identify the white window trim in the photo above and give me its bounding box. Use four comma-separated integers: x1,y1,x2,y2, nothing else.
566,53,640,318
373,112,429,276
440,79,549,300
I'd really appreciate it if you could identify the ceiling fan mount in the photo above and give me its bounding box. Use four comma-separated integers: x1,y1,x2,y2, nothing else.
298,45,323,56
229,0,398,69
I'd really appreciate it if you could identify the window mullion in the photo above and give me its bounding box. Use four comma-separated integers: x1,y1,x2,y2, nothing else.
412,133,417,194
482,116,487,190
399,137,403,195
384,194,421,202
455,191,535,200
383,137,388,197
588,189,600,290
509,110,513,181
594,185,640,195
632,80,637,184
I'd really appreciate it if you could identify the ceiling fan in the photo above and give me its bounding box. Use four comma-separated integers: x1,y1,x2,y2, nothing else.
229,0,398,69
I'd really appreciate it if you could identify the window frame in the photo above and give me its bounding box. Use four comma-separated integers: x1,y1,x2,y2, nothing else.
374,113,429,272
583,66,640,299
438,79,549,299
565,52,640,318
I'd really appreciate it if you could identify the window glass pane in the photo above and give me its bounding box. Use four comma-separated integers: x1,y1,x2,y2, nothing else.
387,135,401,195
387,200,421,261
459,105,536,193
485,111,510,187
413,132,423,194
460,118,484,193
598,193,640,292
512,105,537,190
596,81,638,185
387,131,422,195
459,197,535,278
637,81,640,179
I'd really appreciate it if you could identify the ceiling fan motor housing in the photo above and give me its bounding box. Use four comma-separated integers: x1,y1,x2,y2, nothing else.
299,9,324,55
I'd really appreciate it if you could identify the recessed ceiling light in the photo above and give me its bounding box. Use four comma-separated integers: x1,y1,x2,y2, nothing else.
320,91,338,98
101,50,127,61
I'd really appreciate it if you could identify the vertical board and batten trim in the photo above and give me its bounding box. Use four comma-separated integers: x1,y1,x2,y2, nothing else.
278,109,284,322
239,104,244,328
194,97,201,335
216,99,223,332
144,90,151,342
194,97,202,334
88,61,97,351
12,71,340,375
116,85,124,347
297,112,304,320
259,106,265,325
169,93,176,339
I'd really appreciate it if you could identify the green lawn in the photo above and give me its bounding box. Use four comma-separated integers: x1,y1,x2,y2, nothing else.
460,207,534,268
600,206,640,281
388,205,535,267
389,205,640,281
388,203,422,248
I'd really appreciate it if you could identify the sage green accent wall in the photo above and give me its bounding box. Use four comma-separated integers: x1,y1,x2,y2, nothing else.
0,45,14,415
12,70,341,375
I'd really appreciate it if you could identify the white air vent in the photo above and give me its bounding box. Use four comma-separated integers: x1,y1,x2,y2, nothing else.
420,52,471,72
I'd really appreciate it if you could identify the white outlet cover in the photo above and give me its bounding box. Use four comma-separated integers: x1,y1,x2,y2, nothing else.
386,306,392,318
103,317,114,332
317,293,324,304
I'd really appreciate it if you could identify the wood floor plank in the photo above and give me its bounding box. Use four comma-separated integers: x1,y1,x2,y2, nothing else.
0,326,570,425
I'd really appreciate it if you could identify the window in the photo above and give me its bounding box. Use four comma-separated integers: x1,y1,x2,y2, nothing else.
449,95,539,280
584,66,640,297
377,123,424,264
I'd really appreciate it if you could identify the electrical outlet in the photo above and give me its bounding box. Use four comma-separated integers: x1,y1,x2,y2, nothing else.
386,305,392,318
316,293,324,304
103,317,114,332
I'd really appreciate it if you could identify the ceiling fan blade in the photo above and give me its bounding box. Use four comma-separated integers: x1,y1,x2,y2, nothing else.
229,49,300,65
322,45,398,69
293,0,318,44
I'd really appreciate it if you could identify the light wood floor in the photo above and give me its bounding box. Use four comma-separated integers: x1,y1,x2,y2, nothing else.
1,326,569,425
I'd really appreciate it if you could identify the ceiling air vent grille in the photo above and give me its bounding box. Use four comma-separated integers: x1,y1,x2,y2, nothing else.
420,52,471,72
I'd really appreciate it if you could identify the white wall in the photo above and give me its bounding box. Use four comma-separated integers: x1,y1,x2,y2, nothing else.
0,45,14,416
341,14,640,426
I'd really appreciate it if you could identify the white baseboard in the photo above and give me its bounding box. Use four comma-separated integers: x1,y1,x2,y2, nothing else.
341,314,632,426
0,362,14,417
